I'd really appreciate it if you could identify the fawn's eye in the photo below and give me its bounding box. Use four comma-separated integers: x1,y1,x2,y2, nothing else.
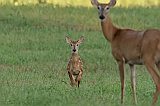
70,44,72,46
76,44,79,46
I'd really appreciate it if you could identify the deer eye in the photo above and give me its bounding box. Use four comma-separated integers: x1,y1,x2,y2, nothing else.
106,7,110,10
70,44,72,46
76,44,79,46
97,6,101,10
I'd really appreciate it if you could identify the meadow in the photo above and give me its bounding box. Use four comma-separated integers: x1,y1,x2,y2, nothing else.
0,4,160,106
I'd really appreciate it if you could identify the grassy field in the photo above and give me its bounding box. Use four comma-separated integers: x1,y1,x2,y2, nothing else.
0,5,160,106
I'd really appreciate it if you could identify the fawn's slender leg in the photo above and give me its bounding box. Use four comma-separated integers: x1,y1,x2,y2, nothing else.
76,71,83,87
67,61,76,86
144,59,160,106
129,64,137,104
78,81,80,87
68,71,76,86
117,60,125,104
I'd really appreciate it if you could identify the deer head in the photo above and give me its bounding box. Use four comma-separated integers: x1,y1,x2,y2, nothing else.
91,0,116,20
66,36,84,54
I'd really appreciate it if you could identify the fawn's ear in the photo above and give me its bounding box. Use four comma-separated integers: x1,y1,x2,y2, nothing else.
91,0,99,7
77,36,84,44
66,36,72,44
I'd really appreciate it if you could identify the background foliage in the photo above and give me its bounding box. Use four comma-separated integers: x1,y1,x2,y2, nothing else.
0,0,160,7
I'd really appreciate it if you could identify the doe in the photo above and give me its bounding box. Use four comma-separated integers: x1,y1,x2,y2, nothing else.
91,0,160,105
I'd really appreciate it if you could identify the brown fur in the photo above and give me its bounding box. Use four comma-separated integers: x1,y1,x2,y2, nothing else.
91,0,160,105
66,36,84,87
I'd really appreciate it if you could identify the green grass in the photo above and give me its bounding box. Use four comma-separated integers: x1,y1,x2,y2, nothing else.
0,5,160,106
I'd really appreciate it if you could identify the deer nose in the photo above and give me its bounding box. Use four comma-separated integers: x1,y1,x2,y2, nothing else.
99,15,105,20
73,49,76,52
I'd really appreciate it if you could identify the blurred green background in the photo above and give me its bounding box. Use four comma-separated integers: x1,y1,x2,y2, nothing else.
0,0,160,7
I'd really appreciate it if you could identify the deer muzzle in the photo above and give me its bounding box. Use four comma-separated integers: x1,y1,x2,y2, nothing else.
99,15,105,20
73,49,76,52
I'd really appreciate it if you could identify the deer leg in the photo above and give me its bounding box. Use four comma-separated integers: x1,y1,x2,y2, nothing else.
152,87,160,106
67,63,76,86
78,81,80,87
144,59,160,106
156,62,160,71
129,64,137,104
117,61,125,104
68,71,76,86
76,71,83,87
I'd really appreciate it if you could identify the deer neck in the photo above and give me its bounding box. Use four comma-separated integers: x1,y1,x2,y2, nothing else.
101,16,118,42
72,52,79,57
71,52,80,61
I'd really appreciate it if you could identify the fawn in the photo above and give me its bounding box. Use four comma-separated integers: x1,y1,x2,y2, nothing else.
66,36,84,87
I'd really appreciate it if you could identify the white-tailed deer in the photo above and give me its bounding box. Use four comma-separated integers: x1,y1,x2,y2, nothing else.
91,0,160,105
66,36,84,87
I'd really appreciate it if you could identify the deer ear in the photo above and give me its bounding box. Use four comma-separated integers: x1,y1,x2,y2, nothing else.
66,36,71,44
91,0,99,6
109,0,116,7
78,36,84,44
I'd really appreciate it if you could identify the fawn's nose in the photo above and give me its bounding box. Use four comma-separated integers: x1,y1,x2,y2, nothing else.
73,49,76,52
99,15,105,20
